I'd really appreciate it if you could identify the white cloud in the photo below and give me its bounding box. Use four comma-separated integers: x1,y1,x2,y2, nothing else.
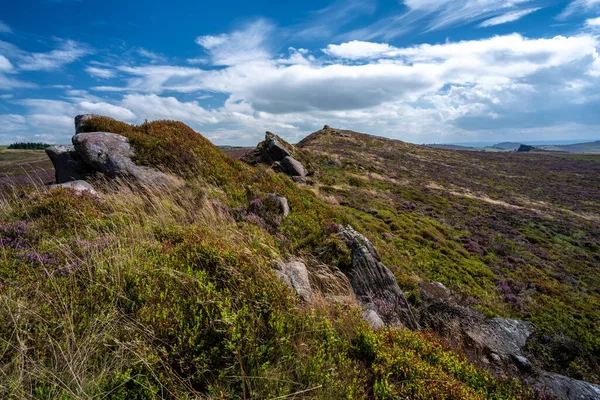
0,21,11,34
120,94,217,124
0,55,13,72
79,101,136,120
18,39,91,71
85,66,116,79
0,115,26,133
195,20,272,66
323,41,395,59
479,8,541,27
586,17,600,27
559,0,600,19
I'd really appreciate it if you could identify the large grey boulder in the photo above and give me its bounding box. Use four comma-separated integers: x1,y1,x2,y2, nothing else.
338,225,417,328
280,156,307,177
45,145,92,183
72,131,177,187
276,261,313,302
50,180,97,196
266,193,290,217
73,132,136,178
262,133,292,163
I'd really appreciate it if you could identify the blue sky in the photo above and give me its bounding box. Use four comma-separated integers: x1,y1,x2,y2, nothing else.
1,0,599,145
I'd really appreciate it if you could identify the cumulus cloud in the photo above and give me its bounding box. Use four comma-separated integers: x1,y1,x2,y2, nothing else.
120,94,218,124
586,17,600,27
6,20,600,146
479,8,541,27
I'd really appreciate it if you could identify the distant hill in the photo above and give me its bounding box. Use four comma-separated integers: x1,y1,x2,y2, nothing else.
538,140,600,153
424,144,479,151
490,142,521,151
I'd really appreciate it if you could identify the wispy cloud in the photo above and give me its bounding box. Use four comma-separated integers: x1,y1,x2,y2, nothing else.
293,0,377,40
343,0,537,40
136,48,166,63
85,66,116,79
479,7,541,27
558,0,600,19
195,20,272,66
0,21,11,34
18,39,92,71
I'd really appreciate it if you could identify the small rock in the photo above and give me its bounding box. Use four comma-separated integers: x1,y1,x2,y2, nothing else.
323,125,331,130
50,180,97,196
291,176,314,185
419,281,451,302
280,156,308,177
266,193,290,217
45,144,92,183
276,261,313,302
511,354,533,372
363,309,385,329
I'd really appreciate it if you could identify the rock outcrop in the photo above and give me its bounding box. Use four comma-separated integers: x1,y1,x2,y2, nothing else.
44,115,178,190
262,133,292,163
539,372,600,400
45,145,92,184
242,132,309,179
276,261,313,303
337,225,417,329
418,283,600,399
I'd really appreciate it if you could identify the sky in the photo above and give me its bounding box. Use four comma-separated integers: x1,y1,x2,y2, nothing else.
0,0,600,146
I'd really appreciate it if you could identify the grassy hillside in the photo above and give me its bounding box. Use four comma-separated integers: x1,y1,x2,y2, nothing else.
298,127,600,383
0,148,53,177
0,118,528,399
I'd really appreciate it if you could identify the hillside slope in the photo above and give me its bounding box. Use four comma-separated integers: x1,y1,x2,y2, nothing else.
0,117,530,399
298,126,600,383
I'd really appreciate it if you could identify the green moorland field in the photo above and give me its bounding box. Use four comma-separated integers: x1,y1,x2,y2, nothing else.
0,118,532,399
0,148,53,176
1,118,598,398
297,127,600,384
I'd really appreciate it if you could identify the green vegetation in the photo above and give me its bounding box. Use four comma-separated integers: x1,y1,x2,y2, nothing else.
0,119,528,398
0,148,53,177
7,142,51,150
299,127,600,383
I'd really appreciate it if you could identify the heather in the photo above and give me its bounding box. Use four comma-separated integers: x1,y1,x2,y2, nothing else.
0,119,529,399
298,127,600,382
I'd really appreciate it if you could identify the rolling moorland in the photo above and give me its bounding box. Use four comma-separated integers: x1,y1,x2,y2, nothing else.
426,140,600,153
0,117,599,399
